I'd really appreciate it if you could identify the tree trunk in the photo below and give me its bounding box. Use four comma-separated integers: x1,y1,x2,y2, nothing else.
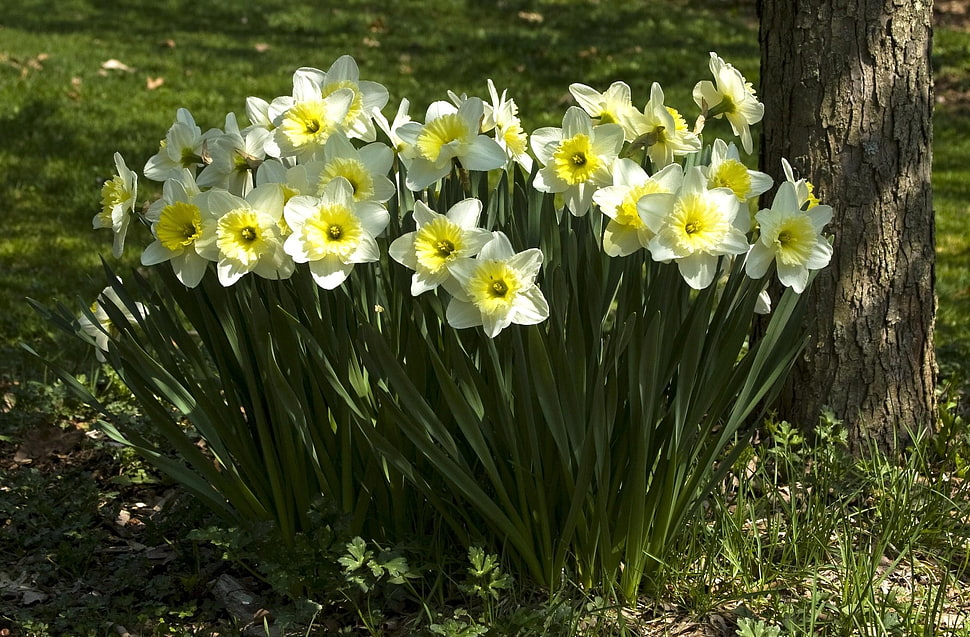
757,0,936,454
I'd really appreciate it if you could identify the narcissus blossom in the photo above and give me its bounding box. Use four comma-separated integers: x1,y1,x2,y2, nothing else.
745,181,833,293
294,55,390,142
141,171,211,288
704,138,772,202
644,166,749,289
569,81,638,139
623,83,701,167
531,106,624,216
396,97,507,191
143,108,217,182
693,52,764,154
94,152,138,258
78,285,147,362
195,184,295,286
283,177,389,289
389,199,493,296
593,160,683,257
446,232,549,338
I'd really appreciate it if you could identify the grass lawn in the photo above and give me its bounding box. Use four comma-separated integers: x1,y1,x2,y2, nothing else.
2,1,969,635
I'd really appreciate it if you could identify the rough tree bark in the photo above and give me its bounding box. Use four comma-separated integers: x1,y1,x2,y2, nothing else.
757,0,936,453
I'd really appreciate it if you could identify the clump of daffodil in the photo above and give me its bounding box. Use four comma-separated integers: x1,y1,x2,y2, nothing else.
141,171,212,288
395,97,508,191
623,83,702,168
195,184,294,286
593,160,683,257
446,232,549,338
531,106,624,216
283,177,389,290
94,152,138,258
693,52,764,154
643,166,750,289
78,284,147,362
389,199,493,296
745,181,833,293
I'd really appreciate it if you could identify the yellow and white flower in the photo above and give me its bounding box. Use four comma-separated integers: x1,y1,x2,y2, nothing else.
195,184,294,286
268,86,355,160
569,81,638,140
78,284,147,362
531,106,624,216
704,138,773,202
781,158,821,210
692,52,764,154
623,83,702,168
396,97,508,191
143,108,218,182
486,79,532,173
389,199,493,296
286,132,395,204
197,112,271,196
644,166,750,289
141,171,211,288
293,55,390,142
283,177,389,289
446,232,549,338
593,160,683,257
745,181,833,293
94,152,138,258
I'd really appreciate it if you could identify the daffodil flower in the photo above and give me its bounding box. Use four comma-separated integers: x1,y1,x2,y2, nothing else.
486,79,533,173
446,232,549,338
593,160,683,257
143,108,219,182
704,138,772,202
623,83,702,168
195,184,294,286
267,84,356,160
197,112,271,196
283,177,389,290
294,55,390,142
569,81,638,139
78,285,147,362
396,97,508,191
94,152,138,258
692,52,764,154
644,166,750,289
286,132,395,204
142,171,211,288
781,158,821,210
745,181,833,293
531,106,624,216
389,199,493,296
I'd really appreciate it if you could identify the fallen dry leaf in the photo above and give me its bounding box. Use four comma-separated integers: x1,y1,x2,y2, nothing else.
101,59,134,72
160,38,176,48
146,76,164,90
254,42,270,53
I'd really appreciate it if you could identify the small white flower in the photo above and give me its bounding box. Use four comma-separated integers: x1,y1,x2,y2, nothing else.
446,232,549,338
396,97,508,191
531,107,624,216
283,177,389,289
389,199,493,296
143,108,219,182
692,52,764,154
78,285,147,362
94,152,138,258
644,166,750,289
141,171,211,288
745,181,833,293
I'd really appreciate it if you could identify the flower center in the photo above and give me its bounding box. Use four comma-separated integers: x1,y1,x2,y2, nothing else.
303,204,363,260
321,158,375,201
156,201,203,251
772,215,817,266
416,113,470,163
468,260,522,315
553,134,601,185
709,159,752,200
217,208,270,266
669,193,730,254
280,100,336,150
414,217,465,273
99,175,128,224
